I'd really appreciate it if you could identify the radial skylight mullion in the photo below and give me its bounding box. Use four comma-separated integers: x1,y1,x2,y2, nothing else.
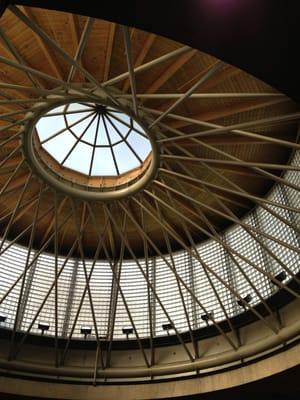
102,114,120,176
44,108,95,118
60,113,98,166
88,114,101,177
105,114,144,164
106,110,149,139
40,111,95,145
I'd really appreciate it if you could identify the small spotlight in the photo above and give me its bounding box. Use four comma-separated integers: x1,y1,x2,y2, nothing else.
272,271,287,286
81,326,92,339
0,313,7,323
38,322,50,334
237,294,252,307
162,323,174,335
201,312,214,323
122,327,133,339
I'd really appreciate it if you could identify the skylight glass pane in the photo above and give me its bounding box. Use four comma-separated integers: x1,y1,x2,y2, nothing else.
92,148,117,176
43,131,77,163
127,131,152,159
114,142,140,173
64,142,93,174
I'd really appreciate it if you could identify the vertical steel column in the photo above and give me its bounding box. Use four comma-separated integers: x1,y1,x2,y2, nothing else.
187,252,198,330
149,256,156,338
252,211,275,295
15,254,37,331
280,185,300,248
61,259,79,338
221,234,238,317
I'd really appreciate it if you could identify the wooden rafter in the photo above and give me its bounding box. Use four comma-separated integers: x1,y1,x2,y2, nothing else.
145,49,197,95
167,98,288,129
103,22,116,82
20,6,64,80
122,33,156,92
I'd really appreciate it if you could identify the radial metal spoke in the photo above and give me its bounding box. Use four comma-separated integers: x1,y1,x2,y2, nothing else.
0,171,32,253
0,109,29,120
161,143,300,235
0,208,73,307
206,182,300,287
9,5,119,106
140,202,155,366
105,202,196,360
147,185,300,298
149,61,224,128
173,189,278,325
87,203,151,369
67,17,94,83
117,200,238,350
0,55,100,101
135,194,282,334
161,154,300,172
158,179,242,346
105,208,126,369
12,215,92,359
8,183,43,360
151,193,200,357
60,202,106,368
162,155,300,283
143,104,299,149
154,177,300,255
122,26,138,116
158,111,300,147
0,203,56,258
0,158,25,196
160,167,299,214
118,92,285,100
0,26,41,88
0,114,34,134
103,45,191,87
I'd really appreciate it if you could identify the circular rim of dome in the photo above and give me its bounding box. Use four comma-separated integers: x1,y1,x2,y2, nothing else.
22,91,160,201
0,3,298,384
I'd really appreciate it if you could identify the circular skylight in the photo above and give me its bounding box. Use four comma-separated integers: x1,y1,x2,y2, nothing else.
36,102,152,177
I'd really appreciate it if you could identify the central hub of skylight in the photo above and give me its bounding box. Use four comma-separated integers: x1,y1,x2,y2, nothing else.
36,102,152,177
